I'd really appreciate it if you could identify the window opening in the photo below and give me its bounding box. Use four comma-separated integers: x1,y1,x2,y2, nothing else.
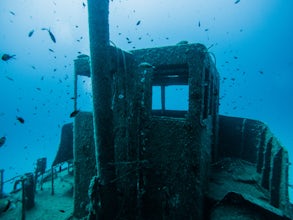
151,64,189,117
165,85,188,110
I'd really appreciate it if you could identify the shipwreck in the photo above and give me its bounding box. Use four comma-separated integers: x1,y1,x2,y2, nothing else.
0,0,292,219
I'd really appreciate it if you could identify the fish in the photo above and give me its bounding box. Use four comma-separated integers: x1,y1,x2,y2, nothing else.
136,20,141,26
234,0,240,4
198,21,201,27
0,136,6,147
47,30,56,43
42,28,56,43
9,11,15,16
126,37,132,44
5,76,14,81
82,2,86,7
48,48,55,52
1,54,16,61
28,29,34,37
70,110,80,118
16,116,25,124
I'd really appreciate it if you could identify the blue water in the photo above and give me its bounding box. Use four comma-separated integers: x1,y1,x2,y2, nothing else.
0,0,292,200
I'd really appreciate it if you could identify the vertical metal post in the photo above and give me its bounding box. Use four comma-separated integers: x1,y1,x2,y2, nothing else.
51,166,54,195
0,169,4,198
73,66,78,111
87,0,117,218
161,85,165,113
21,177,26,220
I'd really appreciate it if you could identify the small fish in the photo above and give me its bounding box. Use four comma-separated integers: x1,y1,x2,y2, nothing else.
9,11,15,16
42,28,56,43
48,30,56,43
0,136,6,147
70,110,80,118
126,37,132,44
5,76,14,81
49,48,55,53
136,20,141,26
59,209,65,213
1,54,16,61
28,29,34,37
82,2,86,7
198,21,201,27
234,0,240,4
16,116,25,124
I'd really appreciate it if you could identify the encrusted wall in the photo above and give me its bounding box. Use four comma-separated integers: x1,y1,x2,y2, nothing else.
73,43,219,219
218,115,290,216
132,43,218,219
73,112,96,218
142,117,212,219
218,116,264,163
110,47,144,218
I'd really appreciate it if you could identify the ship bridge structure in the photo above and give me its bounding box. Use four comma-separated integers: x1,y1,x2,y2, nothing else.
72,42,291,219
69,0,292,219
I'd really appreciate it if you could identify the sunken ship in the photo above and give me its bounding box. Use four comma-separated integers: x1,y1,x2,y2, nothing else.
1,0,292,219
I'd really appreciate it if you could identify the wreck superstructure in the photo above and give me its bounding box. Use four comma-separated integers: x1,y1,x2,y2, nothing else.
0,1,291,219
70,1,291,219
72,42,291,219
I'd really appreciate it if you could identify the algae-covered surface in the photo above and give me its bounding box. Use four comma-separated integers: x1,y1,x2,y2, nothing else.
0,170,75,220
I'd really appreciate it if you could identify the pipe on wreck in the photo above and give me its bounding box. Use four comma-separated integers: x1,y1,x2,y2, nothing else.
87,0,117,218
